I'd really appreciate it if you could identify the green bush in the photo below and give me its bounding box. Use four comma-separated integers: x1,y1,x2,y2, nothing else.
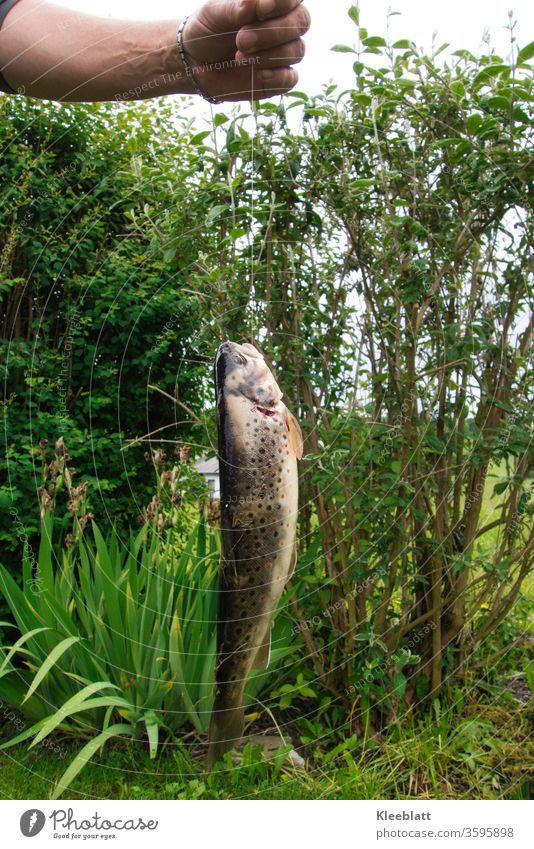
0,97,209,569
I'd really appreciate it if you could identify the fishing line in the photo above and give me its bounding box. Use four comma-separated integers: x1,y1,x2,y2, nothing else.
250,57,258,344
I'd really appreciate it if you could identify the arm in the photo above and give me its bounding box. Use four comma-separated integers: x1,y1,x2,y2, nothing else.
0,0,310,102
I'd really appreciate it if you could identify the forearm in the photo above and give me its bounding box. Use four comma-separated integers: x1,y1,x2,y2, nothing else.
0,0,192,101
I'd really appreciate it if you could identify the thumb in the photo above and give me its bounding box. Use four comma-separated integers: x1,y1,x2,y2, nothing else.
196,0,258,33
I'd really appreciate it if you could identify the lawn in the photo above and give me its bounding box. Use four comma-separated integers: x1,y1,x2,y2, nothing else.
1,688,531,801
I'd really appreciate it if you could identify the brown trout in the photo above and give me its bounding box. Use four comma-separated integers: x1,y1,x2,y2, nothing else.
207,341,303,768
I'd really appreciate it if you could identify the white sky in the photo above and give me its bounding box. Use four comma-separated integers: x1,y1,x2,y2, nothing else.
59,0,533,98
55,0,533,125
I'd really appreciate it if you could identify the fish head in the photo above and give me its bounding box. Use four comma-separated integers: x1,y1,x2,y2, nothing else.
215,341,283,408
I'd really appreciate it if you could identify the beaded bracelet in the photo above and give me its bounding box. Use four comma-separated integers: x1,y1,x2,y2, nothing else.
177,16,223,105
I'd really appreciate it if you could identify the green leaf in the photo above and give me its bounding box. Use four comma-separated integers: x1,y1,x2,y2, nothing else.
92,523,124,659
51,723,133,799
36,513,54,598
163,246,176,263
392,672,407,698
493,399,515,413
450,81,466,99
23,635,80,704
190,131,211,145
363,36,387,48
453,49,476,61
517,41,534,63
473,64,509,87
392,39,412,50
0,716,52,750
331,44,357,54
145,712,160,759
425,435,446,454
348,5,359,26
351,178,377,188
487,95,511,110
0,627,50,676
206,204,228,225
466,113,483,134
0,565,42,636
213,113,228,127
30,693,129,749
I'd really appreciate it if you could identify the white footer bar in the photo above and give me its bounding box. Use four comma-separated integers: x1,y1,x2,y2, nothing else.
2,799,531,849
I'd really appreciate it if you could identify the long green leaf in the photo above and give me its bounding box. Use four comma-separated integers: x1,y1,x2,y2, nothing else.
0,715,52,750
169,611,200,730
0,627,51,676
144,712,159,759
37,513,55,596
92,523,125,659
51,723,133,799
0,565,42,635
38,591,80,637
23,635,81,704
30,694,131,748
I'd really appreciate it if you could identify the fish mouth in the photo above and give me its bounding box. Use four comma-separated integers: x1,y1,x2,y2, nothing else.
256,405,280,417
215,341,281,408
216,341,246,363
215,342,244,395
215,341,265,392
215,344,243,382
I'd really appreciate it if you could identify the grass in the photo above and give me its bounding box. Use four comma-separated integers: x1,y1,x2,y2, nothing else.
1,687,531,800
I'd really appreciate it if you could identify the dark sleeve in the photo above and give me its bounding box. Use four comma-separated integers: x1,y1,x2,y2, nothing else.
0,0,23,94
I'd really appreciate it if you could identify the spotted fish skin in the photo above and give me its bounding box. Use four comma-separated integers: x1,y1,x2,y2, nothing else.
207,341,303,769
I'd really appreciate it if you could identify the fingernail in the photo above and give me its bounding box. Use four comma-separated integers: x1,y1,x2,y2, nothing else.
260,69,275,81
257,0,276,19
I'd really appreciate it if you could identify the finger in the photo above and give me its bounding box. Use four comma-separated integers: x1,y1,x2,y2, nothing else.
256,65,298,98
189,0,257,59
197,0,256,30
198,0,304,30
236,4,311,55
235,38,306,68
254,0,305,22
204,64,298,102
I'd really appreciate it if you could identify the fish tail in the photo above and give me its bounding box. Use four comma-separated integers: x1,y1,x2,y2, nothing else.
206,696,245,770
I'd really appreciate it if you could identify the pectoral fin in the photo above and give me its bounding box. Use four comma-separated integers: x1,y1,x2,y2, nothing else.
285,408,304,459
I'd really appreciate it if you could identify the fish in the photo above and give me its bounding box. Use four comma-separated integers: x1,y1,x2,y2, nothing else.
207,340,303,769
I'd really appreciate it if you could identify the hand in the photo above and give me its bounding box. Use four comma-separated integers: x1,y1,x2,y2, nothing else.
182,0,310,101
